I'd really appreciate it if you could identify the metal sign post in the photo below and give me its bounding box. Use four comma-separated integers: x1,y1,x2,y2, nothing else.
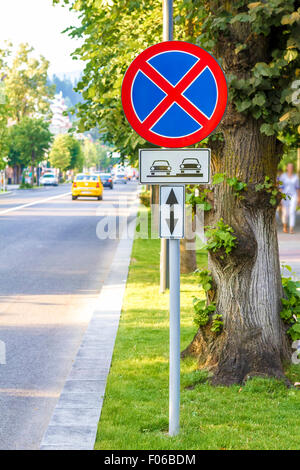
160,185,184,435
169,236,180,436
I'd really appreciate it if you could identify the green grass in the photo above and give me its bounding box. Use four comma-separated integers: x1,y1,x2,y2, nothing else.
95,221,300,450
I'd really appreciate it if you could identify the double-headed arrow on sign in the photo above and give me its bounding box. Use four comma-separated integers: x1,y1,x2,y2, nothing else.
166,188,178,235
160,185,184,239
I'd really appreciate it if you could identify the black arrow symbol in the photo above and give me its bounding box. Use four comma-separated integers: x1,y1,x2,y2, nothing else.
166,188,179,235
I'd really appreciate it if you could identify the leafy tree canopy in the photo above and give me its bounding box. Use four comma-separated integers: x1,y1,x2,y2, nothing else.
0,46,11,168
82,138,98,169
4,43,54,122
7,117,52,177
49,133,85,171
49,134,72,171
65,134,84,170
54,0,300,158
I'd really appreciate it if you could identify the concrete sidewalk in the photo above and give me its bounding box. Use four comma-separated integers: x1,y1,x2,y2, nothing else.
278,212,300,279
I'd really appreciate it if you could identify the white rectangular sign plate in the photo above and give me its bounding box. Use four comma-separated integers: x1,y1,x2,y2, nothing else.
139,148,210,184
160,186,185,239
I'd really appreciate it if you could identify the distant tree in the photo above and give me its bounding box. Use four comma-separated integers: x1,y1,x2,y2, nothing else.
0,87,9,170
8,117,52,185
82,139,97,169
64,134,84,171
49,134,72,173
5,43,54,123
0,45,11,169
0,111,8,170
96,143,112,171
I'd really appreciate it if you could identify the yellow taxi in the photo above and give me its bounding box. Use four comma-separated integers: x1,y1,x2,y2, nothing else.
72,173,104,200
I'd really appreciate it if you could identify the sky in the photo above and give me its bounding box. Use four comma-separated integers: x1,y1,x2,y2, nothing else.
0,0,84,79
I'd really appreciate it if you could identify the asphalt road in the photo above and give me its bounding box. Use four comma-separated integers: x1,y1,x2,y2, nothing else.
0,182,138,450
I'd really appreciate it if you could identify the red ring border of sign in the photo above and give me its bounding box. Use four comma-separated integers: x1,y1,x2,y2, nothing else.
122,41,228,148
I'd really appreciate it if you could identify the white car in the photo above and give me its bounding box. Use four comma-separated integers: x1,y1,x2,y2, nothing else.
114,173,127,184
40,173,58,186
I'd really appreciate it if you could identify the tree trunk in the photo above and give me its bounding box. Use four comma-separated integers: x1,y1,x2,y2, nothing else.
31,163,34,186
13,165,20,184
182,8,292,385
31,150,36,186
180,238,197,273
183,117,290,385
180,209,197,273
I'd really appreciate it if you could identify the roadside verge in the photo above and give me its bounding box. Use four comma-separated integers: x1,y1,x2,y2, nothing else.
93,215,300,450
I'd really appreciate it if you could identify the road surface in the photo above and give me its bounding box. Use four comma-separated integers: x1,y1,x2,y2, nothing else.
0,182,137,450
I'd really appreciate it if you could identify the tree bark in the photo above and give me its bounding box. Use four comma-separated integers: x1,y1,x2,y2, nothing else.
183,118,290,384
180,209,197,273
180,238,197,273
183,15,291,384
31,163,34,186
31,150,36,186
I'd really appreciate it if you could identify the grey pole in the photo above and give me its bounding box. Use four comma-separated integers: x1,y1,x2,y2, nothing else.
163,0,173,41
160,238,167,293
162,0,179,437
169,238,180,436
166,239,169,289
160,0,173,294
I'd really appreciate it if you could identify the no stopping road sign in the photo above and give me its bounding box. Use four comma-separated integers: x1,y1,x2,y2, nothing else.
122,41,227,148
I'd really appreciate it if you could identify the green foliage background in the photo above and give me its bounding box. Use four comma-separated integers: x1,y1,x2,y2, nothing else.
8,117,52,174
54,0,300,160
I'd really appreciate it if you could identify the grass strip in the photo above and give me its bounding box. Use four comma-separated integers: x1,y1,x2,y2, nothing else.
95,217,300,450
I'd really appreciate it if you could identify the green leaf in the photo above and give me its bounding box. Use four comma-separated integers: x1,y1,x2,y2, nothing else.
252,108,262,119
212,173,226,184
260,123,275,136
88,86,96,98
252,93,266,107
236,100,252,112
281,12,300,25
284,50,298,63
231,13,250,24
227,177,237,186
234,43,247,54
254,62,272,77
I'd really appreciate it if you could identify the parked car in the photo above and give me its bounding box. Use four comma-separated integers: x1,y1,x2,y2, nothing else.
114,173,127,184
99,173,113,189
40,173,58,186
72,174,103,200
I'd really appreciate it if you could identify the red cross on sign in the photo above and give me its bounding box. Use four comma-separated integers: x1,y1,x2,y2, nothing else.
121,41,228,148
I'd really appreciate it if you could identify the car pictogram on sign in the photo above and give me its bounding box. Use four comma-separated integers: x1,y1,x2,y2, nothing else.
149,160,172,176
139,148,210,184
177,158,203,176
122,41,227,148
